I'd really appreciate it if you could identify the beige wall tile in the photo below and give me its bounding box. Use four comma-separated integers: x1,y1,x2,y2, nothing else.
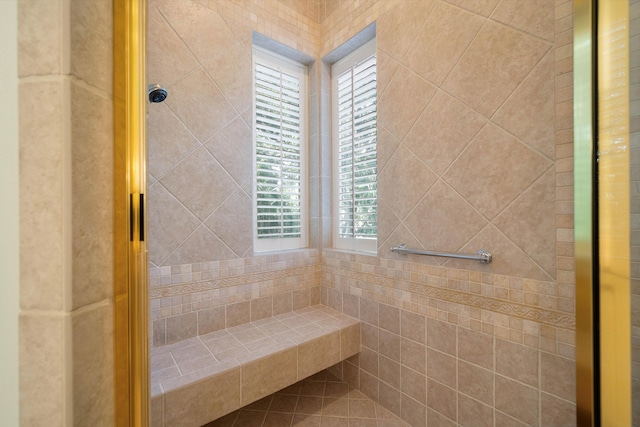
427,380,456,422
378,381,401,417
496,339,539,387
541,352,575,401
19,80,66,311
458,394,493,427
458,361,493,406
400,337,425,375
403,2,484,86
541,391,576,426
147,183,201,265
197,306,225,335
443,21,551,118
241,347,298,405
493,52,556,158
146,5,199,86
492,0,555,42
226,301,251,328
70,0,112,93
19,313,70,426
495,375,539,426
158,0,238,64
165,68,237,142
444,123,552,221
251,296,273,321
377,0,433,61
379,355,400,389
273,292,293,315
166,312,198,344
405,180,487,254
427,319,456,356
340,323,360,359
427,349,456,389
147,102,200,180
360,346,378,377
160,147,236,221
379,329,400,362
457,327,493,369
378,66,436,140
203,42,252,113
400,310,425,344
203,116,252,186
163,225,237,265
493,168,557,278
442,0,499,17
18,0,63,76
379,303,399,334
163,367,241,426
401,366,425,404
72,302,114,427
404,90,486,175
378,145,437,221
298,332,341,379
400,393,426,427
71,81,113,308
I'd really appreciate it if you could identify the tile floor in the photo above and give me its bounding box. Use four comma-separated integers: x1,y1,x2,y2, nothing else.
203,370,409,427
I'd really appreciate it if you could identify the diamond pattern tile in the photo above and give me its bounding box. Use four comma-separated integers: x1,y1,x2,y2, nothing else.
403,2,485,87
203,370,408,427
204,116,252,186
442,21,551,118
205,189,253,257
158,0,238,64
378,66,436,140
443,124,552,220
493,168,557,278
166,68,238,143
378,146,437,221
493,52,556,158
446,224,553,281
160,147,236,221
147,5,199,87
204,43,252,113
491,0,555,42
163,224,236,265
147,103,200,180
404,181,486,254
376,0,433,61
404,90,486,175
441,0,500,17
147,183,201,265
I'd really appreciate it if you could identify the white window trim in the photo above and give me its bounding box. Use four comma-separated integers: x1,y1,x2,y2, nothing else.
332,39,377,254
252,47,309,253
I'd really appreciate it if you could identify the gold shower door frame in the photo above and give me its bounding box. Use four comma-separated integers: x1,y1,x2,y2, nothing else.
575,0,632,425
114,0,149,426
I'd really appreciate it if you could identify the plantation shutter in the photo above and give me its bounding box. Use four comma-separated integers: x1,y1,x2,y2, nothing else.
336,52,377,241
254,59,303,245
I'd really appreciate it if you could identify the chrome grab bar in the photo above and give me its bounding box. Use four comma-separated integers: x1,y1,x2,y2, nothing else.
390,244,492,264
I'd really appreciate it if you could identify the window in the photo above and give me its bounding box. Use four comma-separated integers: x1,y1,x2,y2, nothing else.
253,47,308,252
332,40,377,252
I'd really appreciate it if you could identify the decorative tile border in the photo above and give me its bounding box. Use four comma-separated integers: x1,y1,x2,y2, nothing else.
324,264,574,330
150,264,321,299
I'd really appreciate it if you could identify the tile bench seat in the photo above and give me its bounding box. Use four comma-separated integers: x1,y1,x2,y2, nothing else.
150,305,361,427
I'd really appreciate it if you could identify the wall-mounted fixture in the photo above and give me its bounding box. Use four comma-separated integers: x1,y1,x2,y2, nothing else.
148,84,168,103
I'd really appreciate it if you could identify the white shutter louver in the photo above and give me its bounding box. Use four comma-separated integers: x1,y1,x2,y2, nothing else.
336,52,377,242
253,51,306,251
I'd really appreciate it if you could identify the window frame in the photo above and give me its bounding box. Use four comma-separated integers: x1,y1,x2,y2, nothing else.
331,39,377,253
252,46,309,253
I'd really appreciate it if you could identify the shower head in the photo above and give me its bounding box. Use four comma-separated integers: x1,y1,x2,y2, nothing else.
148,84,168,103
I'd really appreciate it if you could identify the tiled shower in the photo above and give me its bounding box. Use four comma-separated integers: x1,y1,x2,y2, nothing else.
147,0,575,426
